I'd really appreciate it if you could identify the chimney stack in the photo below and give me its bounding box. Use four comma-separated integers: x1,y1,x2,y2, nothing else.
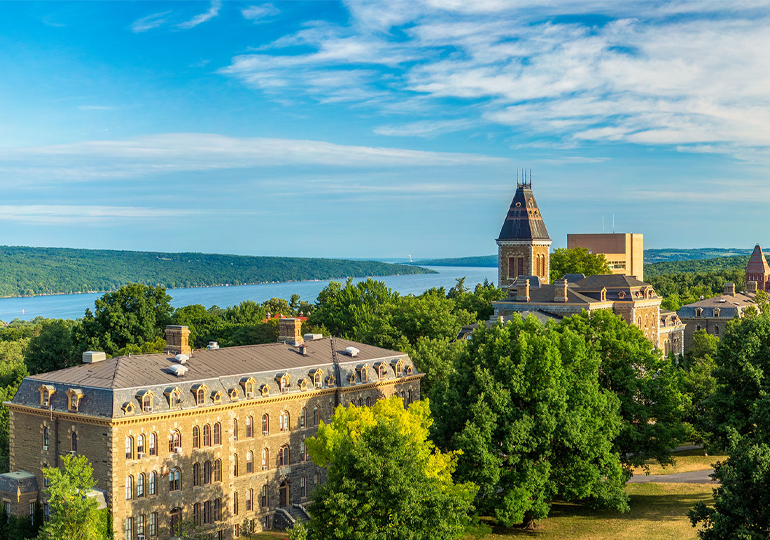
165,325,191,356
554,279,568,302
278,318,304,346
516,280,530,302
748,281,758,293
724,282,736,297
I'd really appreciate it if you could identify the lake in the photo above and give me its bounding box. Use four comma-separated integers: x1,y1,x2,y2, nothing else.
0,266,498,322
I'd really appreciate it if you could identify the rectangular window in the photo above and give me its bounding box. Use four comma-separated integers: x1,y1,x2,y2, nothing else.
125,517,132,540
29,502,34,524
517,257,524,277
43,504,49,523
234,524,240,537
149,513,157,536
508,257,516,278
137,514,145,535
233,491,239,516
246,489,253,511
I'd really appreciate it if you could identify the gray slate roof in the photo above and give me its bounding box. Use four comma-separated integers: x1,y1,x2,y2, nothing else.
497,185,551,241
678,293,754,319
12,337,416,420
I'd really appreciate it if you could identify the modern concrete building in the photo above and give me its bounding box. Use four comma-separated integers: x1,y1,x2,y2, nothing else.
2,321,422,540
567,233,644,281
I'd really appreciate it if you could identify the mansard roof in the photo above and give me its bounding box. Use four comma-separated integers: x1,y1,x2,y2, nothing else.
746,244,770,275
497,183,551,242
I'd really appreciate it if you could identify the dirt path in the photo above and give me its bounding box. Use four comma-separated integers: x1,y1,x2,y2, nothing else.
628,469,716,484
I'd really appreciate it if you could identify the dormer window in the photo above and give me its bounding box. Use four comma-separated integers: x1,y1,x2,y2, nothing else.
618,291,626,299
229,388,239,400
66,389,83,412
192,384,209,406
299,379,308,392
165,387,182,408
695,308,704,317
394,359,404,377
376,363,387,379
277,374,291,393
327,375,336,386
405,365,413,376
137,390,154,413
348,373,356,385
358,365,370,383
39,385,55,408
312,369,323,388
241,378,257,399
212,391,223,404
260,384,270,397
713,308,721,318
600,288,607,302
123,402,135,415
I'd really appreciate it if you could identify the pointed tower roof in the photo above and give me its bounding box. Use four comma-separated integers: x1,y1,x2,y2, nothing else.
746,244,770,275
497,181,550,241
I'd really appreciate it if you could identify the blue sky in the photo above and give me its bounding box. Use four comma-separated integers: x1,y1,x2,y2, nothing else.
1,1,769,259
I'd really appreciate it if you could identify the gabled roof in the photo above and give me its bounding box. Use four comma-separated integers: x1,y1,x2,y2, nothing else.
572,274,649,290
497,184,550,241
746,244,770,275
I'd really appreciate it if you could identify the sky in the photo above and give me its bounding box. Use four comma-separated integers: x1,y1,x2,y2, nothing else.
1,1,770,259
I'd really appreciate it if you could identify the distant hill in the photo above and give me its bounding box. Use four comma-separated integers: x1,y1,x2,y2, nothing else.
0,246,435,298
644,255,763,278
411,248,758,269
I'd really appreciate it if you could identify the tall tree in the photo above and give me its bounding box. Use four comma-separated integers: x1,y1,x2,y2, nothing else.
559,310,688,470
304,397,477,540
24,320,77,375
432,316,628,528
38,455,110,540
77,283,173,356
549,247,611,282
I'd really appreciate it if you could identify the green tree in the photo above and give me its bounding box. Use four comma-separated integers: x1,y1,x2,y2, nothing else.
25,320,77,375
432,316,628,528
450,280,506,321
77,284,173,356
549,247,611,282
681,330,718,441
0,359,28,472
304,397,477,540
559,310,688,470
38,454,110,540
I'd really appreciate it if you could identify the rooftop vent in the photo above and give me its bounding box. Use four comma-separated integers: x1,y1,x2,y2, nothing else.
174,354,189,364
82,351,107,364
298,343,309,356
169,364,188,377
345,347,360,357
304,333,323,341
207,342,219,350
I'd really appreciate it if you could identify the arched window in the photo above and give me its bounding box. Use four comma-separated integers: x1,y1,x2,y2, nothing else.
378,364,387,379
407,390,412,406
137,434,145,455
233,454,239,477
300,439,306,461
214,498,222,521
233,418,239,441
214,459,222,482
71,432,78,453
261,448,268,470
169,390,179,408
358,398,363,407
246,416,253,438
196,388,205,405
192,426,200,449
279,445,289,467
193,463,200,486
43,427,49,449
169,430,181,453
300,407,307,428
213,422,221,445
246,451,253,473
137,473,145,497
70,394,79,411
204,460,212,484
280,411,289,432
262,414,269,435
149,471,156,495
245,379,255,398
142,394,152,412
301,475,307,498
366,397,371,407
193,503,201,526
169,468,181,491
203,424,211,446
125,475,133,500
314,370,323,388
124,436,132,459
360,366,369,382
313,406,319,426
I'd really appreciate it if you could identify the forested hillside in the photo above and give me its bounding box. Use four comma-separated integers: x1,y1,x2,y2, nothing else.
645,255,753,278
0,246,434,298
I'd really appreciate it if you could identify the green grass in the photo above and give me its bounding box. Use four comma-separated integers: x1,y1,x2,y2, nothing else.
476,483,713,540
631,448,726,476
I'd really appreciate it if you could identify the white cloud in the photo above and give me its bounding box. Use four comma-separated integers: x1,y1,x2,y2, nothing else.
0,205,196,224
220,1,770,157
178,0,222,30
131,11,171,33
77,105,115,111
0,133,507,184
374,119,475,137
242,4,280,22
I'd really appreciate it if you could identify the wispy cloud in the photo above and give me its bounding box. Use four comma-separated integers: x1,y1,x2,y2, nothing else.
374,119,476,137
131,11,171,33
77,105,116,111
0,133,507,184
242,4,280,22
178,0,222,30
0,205,197,224
219,0,770,158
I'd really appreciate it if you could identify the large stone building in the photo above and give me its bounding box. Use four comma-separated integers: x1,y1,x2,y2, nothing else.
567,233,644,281
677,283,754,349
746,244,770,293
2,321,422,539
492,183,684,354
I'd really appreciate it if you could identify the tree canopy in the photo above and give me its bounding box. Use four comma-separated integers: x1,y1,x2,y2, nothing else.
304,397,477,540
432,315,629,528
549,247,611,282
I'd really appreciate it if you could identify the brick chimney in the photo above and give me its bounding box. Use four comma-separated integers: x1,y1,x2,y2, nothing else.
516,281,530,302
724,282,736,297
278,318,304,346
554,279,568,302
165,325,191,355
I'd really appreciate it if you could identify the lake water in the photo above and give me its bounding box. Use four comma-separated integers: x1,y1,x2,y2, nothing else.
0,266,497,322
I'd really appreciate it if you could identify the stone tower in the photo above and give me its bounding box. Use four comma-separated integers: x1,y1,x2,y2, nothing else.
496,176,552,291
746,244,770,293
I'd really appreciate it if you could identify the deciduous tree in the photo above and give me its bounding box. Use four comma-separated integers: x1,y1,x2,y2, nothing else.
549,247,611,282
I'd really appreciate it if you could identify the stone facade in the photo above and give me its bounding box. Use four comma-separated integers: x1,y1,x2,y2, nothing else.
4,327,422,539
677,283,755,350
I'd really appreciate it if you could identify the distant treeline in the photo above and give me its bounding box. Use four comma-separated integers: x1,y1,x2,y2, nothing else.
410,255,497,267
0,246,435,298
645,255,755,278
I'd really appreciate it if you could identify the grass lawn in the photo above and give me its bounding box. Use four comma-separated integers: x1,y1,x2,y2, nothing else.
631,448,727,476
476,483,714,540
